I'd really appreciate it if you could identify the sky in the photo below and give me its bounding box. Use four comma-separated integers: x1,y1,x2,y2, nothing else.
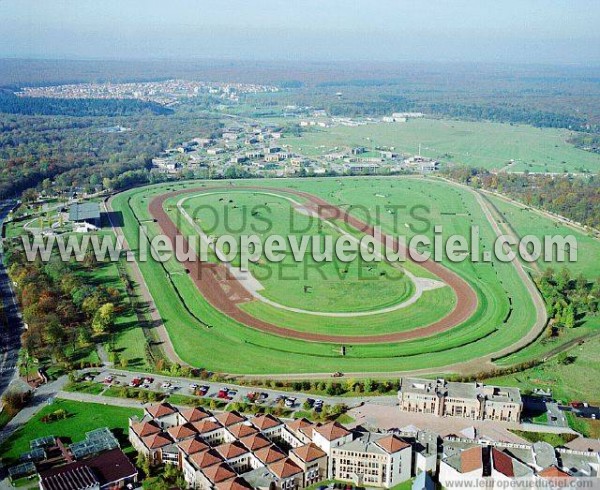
1,0,599,64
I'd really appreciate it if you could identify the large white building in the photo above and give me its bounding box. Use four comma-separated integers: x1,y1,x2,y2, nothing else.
398,378,522,422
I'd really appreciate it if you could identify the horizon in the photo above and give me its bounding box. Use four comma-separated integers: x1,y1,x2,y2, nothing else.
1,0,599,65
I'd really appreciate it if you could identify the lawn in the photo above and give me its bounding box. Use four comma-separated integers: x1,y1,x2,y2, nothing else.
0,399,142,463
281,118,600,173
487,336,600,404
109,176,539,374
486,193,600,279
509,430,577,447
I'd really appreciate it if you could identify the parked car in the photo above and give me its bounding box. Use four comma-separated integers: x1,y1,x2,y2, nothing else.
198,385,209,396
161,382,171,389
189,383,199,390
285,397,297,408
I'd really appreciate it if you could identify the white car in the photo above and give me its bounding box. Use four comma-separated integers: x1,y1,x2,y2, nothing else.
161,382,171,389
189,383,199,390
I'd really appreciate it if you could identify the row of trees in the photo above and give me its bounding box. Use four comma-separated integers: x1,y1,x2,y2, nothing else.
6,246,119,367
443,166,600,229
238,378,400,397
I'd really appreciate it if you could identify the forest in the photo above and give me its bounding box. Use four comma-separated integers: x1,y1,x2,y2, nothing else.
0,110,221,198
0,90,172,117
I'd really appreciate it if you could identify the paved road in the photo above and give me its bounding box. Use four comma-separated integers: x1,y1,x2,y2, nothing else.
0,200,23,398
0,376,68,446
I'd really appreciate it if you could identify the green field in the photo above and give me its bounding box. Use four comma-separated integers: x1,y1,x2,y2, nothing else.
485,193,600,278
489,336,600,403
279,118,600,173
109,176,540,374
0,399,141,463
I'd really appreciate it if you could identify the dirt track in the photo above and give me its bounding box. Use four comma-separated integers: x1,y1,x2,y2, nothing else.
148,186,478,344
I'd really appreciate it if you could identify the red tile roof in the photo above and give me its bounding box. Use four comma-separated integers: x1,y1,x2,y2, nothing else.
131,419,161,438
239,433,272,452
190,449,224,469
192,419,222,434
539,466,571,478
286,418,313,434
254,444,287,465
215,411,246,427
269,458,303,479
291,443,327,463
177,436,209,456
215,477,253,490
313,421,350,441
180,407,211,423
252,413,282,431
376,435,411,454
227,423,259,439
142,432,173,449
167,423,197,441
145,402,177,419
215,441,249,460
460,446,483,473
202,463,237,484
491,448,514,477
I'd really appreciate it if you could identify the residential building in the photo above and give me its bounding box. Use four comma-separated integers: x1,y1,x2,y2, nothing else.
329,433,412,488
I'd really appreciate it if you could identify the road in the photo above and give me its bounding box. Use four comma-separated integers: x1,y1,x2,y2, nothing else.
0,376,68,446
0,200,23,398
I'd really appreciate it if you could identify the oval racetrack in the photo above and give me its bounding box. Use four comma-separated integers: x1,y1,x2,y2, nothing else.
149,186,478,344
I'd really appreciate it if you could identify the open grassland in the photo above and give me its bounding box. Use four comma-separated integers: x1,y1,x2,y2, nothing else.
279,118,600,173
487,337,600,404
495,315,600,367
486,193,600,278
86,254,151,371
0,399,141,463
111,177,538,374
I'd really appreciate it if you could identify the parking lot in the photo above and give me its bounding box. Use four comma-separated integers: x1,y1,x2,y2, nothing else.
84,368,388,414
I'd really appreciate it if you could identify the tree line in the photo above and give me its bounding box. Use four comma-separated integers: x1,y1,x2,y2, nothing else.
442,166,600,229
0,90,172,117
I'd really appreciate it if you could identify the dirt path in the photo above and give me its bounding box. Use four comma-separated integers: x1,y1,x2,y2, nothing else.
104,196,190,367
149,186,478,344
